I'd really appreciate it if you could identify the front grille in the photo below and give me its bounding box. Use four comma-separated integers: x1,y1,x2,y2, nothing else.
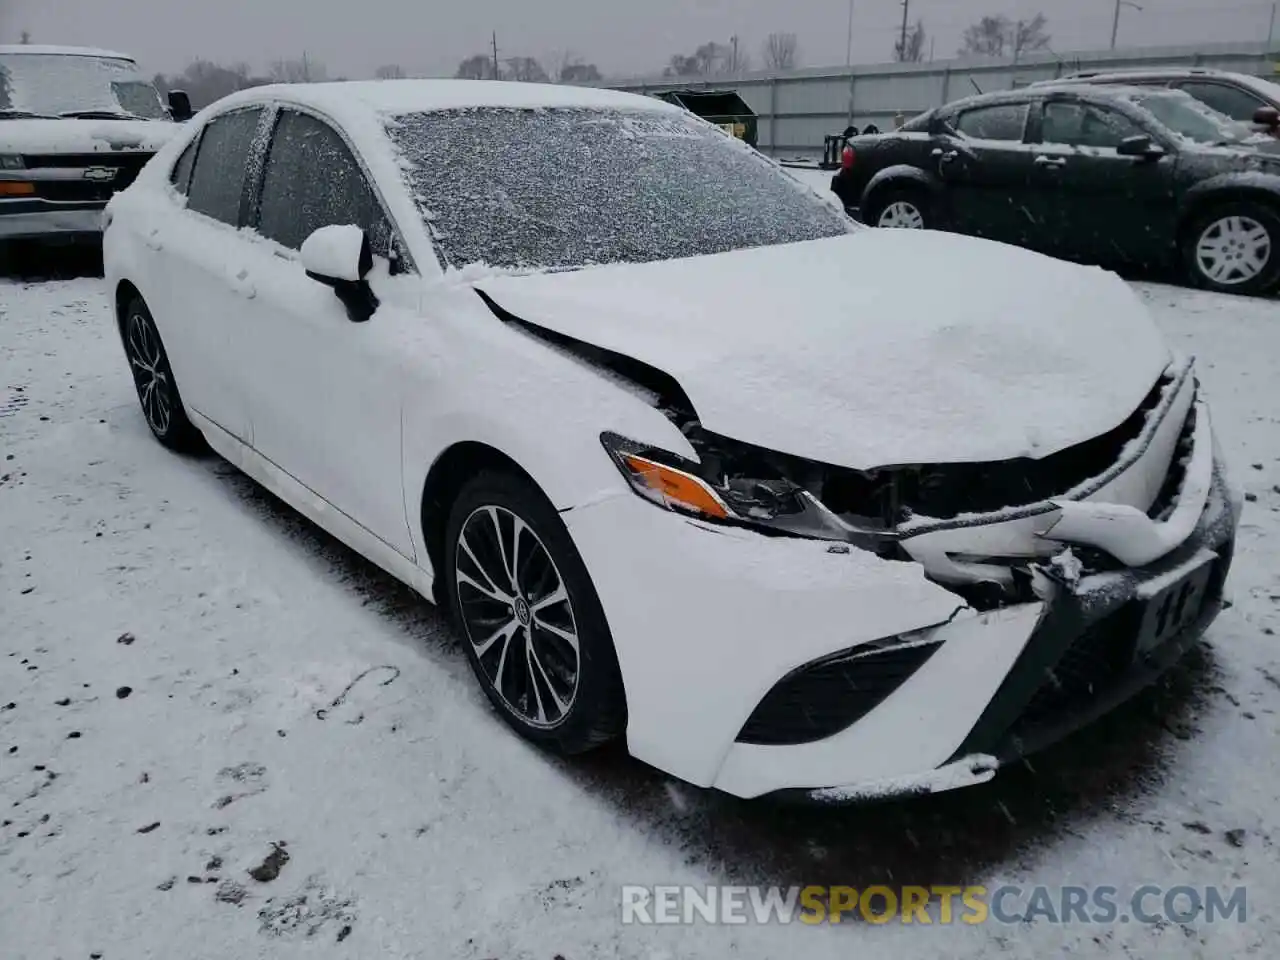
28,160,146,204
33,181,115,203
21,152,152,171
1010,603,1142,736
736,639,943,746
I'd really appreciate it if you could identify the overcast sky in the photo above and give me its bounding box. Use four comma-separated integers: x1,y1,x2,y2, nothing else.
2,0,1274,79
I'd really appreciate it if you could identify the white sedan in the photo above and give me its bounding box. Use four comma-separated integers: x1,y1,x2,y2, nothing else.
103,80,1241,801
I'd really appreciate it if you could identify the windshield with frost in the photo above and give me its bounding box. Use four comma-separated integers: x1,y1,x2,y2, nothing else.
386,106,854,271
0,53,167,119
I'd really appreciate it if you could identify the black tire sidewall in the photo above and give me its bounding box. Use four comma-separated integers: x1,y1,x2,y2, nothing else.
123,297,202,451
443,470,626,754
1182,200,1280,296
867,185,932,229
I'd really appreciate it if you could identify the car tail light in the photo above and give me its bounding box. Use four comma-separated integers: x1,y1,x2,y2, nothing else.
841,145,856,170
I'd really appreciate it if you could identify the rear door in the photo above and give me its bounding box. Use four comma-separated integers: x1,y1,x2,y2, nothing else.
935,100,1038,246
145,106,265,444
1026,95,1180,266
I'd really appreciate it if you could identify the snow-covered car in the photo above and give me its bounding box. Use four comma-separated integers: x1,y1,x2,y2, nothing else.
0,45,185,247
102,80,1241,802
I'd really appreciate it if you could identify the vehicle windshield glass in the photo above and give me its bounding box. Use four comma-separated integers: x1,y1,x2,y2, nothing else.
0,53,167,119
1131,91,1253,144
386,106,854,271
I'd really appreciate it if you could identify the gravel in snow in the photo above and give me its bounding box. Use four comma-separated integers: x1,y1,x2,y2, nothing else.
1,275,1278,958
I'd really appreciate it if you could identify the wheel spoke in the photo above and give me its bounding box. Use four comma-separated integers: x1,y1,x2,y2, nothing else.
457,568,510,604
530,584,567,616
533,617,579,654
529,642,570,721
524,640,548,722
457,530,510,603
485,506,517,592
474,617,520,658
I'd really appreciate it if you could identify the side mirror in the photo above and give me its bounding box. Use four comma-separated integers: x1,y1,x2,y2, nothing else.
1117,134,1164,159
1253,105,1280,129
167,90,193,123
301,224,380,323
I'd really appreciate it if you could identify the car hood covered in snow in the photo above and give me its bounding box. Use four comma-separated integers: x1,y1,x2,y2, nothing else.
0,118,178,154
476,230,1172,469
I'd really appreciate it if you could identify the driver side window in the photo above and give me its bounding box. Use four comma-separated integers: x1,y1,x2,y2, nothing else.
254,109,401,270
1041,101,1144,149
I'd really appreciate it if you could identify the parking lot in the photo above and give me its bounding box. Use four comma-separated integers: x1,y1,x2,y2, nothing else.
1,271,1278,959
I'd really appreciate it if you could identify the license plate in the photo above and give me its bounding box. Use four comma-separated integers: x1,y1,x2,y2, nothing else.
1134,561,1215,658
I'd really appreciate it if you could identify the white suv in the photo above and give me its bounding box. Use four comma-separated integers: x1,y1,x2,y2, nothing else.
0,45,186,247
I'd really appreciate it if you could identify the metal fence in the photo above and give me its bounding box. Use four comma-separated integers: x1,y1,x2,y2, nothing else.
608,41,1280,157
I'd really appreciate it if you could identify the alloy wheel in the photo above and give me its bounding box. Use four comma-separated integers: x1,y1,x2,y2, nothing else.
878,200,925,229
454,505,580,728
125,310,172,436
1195,215,1271,286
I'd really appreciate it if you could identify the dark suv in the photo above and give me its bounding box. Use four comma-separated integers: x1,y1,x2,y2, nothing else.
1039,68,1280,135
831,83,1280,295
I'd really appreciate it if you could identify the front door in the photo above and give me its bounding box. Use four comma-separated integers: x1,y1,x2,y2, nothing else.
1027,97,1180,267
228,108,417,558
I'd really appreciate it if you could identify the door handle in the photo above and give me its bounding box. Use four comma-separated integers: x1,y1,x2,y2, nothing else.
227,265,257,300
1034,155,1066,168
932,148,960,161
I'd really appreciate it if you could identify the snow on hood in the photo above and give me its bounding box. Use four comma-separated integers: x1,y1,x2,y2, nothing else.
476,230,1172,468
0,118,178,155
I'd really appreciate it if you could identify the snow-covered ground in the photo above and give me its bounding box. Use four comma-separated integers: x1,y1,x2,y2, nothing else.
2,275,1278,959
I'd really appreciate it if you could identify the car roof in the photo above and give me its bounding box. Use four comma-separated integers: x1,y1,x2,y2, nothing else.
0,44,135,61
939,83,1154,113
214,79,678,118
1047,67,1252,83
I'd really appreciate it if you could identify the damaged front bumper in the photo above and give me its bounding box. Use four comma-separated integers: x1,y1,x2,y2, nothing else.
771,455,1238,804
563,357,1240,801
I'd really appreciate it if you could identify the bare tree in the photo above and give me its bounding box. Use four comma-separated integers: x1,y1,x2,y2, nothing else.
269,57,326,83
505,56,549,82
152,60,269,109
559,60,602,83
894,20,927,62
1012,14,1051,58
960,12,1051,58
664,42,730,78
375,64,406,80
761,32,799,71
455,54,498,80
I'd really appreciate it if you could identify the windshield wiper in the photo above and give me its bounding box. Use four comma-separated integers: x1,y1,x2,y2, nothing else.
58,110,145,121
0,108,58,119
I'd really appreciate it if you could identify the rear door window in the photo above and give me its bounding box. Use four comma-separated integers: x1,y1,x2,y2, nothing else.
170,138,198,195
253,109,397,264
954,103,1030,142
185,107,265,226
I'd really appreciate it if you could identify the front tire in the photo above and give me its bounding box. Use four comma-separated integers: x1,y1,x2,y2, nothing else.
122,296,203,451
866,185,931,230
1182,201,1280,296
444,471,626,755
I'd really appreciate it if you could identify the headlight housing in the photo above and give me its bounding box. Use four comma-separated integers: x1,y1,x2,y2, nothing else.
0,154,25,171
600,431,902,554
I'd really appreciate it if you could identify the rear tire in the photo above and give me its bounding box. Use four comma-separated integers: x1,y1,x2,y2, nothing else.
122,296,203,452
444,470,626,755
866,185,932,230
1181,201,1280,296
